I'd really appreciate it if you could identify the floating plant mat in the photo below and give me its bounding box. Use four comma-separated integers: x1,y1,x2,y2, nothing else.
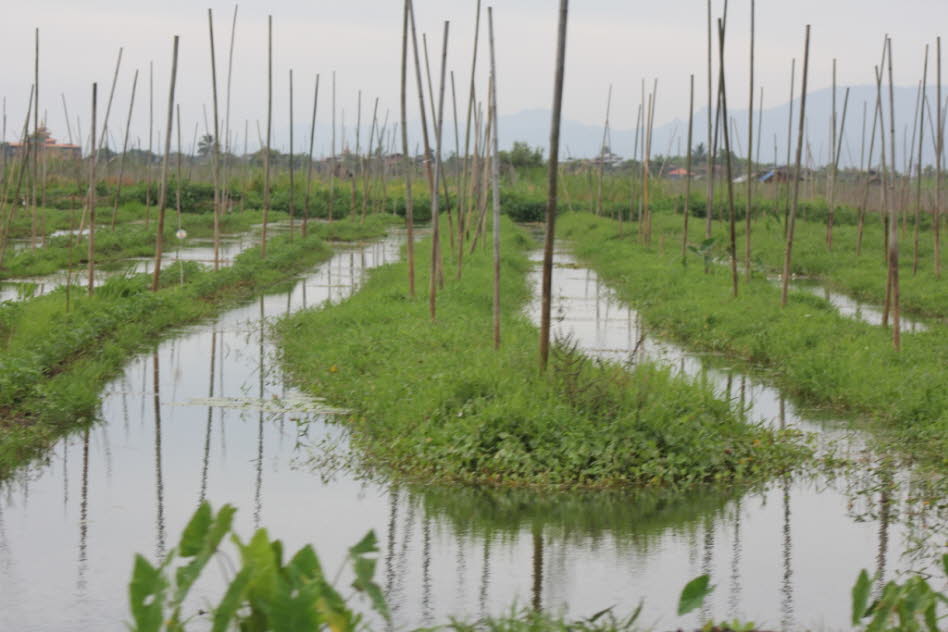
173,394,349,415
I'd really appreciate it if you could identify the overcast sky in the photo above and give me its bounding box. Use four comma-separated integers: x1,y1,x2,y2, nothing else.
1,1,944,153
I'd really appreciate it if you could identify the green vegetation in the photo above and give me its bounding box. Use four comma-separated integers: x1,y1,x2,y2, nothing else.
558,212,948,469
0,215,397,480
278,218,805,490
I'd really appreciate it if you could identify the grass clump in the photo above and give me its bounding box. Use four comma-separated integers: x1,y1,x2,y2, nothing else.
278,218,805,490
558,212,948,470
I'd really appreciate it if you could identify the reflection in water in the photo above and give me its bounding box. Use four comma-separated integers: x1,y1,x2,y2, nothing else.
0,235,943,631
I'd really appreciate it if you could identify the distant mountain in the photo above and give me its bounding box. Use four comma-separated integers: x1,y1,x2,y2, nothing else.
495,85,942,169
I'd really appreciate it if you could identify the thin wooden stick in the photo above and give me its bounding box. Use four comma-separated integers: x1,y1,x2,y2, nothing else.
781,25,811,308
222,5,238,216
400,0,415,297
209,9,224,269
539,0,569,372
87,83,98,295
262,15,272,256
913,45,929,275
110,69,139,231
705,0,714,239
329,71,336,222
488,7,501,350
596,84,612,216
460,0,482,252
937,37,943,278
744,0,755,280
31,29,39,250
827,86,850,249
303,74,320,236
288,69,295,237
428,20,449,321
784,57,796,233
151,36,180,292
146,61,154,229
716,18,739,298
886,38,901,350
683,75,695,264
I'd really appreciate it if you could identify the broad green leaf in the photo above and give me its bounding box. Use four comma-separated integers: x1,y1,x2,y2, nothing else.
677,574,714,616
942,553,948,578
172,504,238,607
128,555,167,632
178,502,212,557
352,556,389,621
348,530,378,557
852,569,872,625
211,566,253,632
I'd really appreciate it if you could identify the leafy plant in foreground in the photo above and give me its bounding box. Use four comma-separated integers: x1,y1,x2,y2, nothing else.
128,502,388,631
851,554,948,632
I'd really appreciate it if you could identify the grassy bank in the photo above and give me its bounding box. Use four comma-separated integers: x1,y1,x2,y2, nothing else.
277,218,805,490
0,207,293,280
0,214,397,480
559,212,948,469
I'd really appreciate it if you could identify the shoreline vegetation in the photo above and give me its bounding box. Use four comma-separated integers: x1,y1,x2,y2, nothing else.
0,214,398,480
278,218,807,491
558,212,947,470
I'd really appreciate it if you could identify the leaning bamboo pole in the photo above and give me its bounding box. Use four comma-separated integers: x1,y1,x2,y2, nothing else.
110,69,139,231
400,0,415,297
705,0,714,239
716,18,739,298
913,46,929,275
539,0,569,373
407,0,436,222
329,71,336,222
288,69,296,238
781,25,811,308
303,74,320,237
222,5,238,216
857,97,881,256
428,20,450,321
683,75,695,264
31,29,39,250
151,36,180,292
0,87,35,270
596,84,612,216
826,87,850,249
488,6,501,350
146,61,154,229
783,58,796,234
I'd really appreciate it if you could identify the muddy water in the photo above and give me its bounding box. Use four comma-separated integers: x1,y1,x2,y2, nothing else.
788,279,929,332
0,237,942,631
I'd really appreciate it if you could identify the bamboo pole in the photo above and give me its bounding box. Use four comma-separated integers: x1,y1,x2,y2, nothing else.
354,91,362,216
97,48,123,158
596,84,612,216
0,87,34,270
422,33,455,254
451,71,466,278
857,97,881,256
110,69,139,230
885,39,901,350
428,20,449,321
705,0,714,239
744,0,755,280
175,104,183,230
31,29,39,250
329,71,336,222
783,58,796,233
262,15,272,256
362,98,379,223
209,9,224,269
87,83,98,295
303,74,320,237
488,7,501,350
460,0,482,250
407,0,436,220
683,75,695,264
146,61,153,229
539,0,569,372
716,19,739,298
288,69,296,237
937,37,943,278
781,25,811,308
151,36,180,292
400,0,415,297
913,45,928,275
222,5,238,217
827,87,850,249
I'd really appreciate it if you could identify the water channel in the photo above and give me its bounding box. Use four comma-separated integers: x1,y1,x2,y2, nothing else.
0,234,942,631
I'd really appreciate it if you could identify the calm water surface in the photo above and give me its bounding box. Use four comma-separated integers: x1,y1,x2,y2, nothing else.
0,236,942,631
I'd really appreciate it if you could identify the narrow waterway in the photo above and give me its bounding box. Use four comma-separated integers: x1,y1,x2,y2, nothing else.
0,236,941,631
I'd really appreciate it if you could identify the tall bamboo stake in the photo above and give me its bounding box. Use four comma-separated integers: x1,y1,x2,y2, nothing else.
110,69,139,230
460,0,482,256
354,91,362,215
781,25,811,308
744,0,755,280
937,37,943,278
0,87,34,270
827,87,850,249
400,0,415,297
31,29,39,250
705,0,714,239
222,5,238,216
913,45,928,275
151,36,180,292
596,84,613,216
539,0,569,372
407,0,436,219
146,61,154,229
428,20,449,321
303,75,319,237
488,7,501,350
87,83,98,296
97,48,123,159
784,58,796,233
857,98,881,256
175,104,183,230
716,19,739,298
262,15,272,256
886,39,901,350
209,9,224,269
329,71,336,222
683,75,695,264
362,98,379,223
288,69,295,237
